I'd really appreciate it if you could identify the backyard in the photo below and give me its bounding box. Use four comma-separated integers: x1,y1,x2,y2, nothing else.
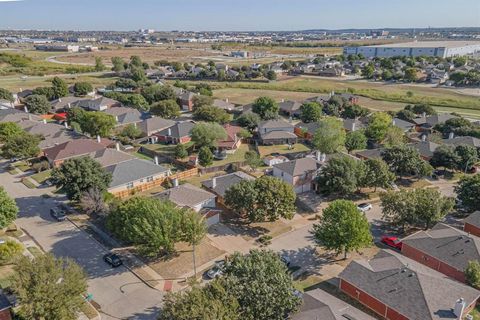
257,143,311,157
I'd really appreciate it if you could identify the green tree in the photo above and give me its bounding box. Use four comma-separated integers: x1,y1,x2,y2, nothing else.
455,175,480,212
363,158,395,191
73,82,94,96
455,145,478,172
82,112,116,137
345,130,367,153
51,157,112,201
465,260,480,289
299,102,322,123
32,86,55,100
237,112,261,132
365,112,392,142
383,126,405,148
198,146,213,167
192,95,214,109
150,99,181,119
265,70,277,81
193,106,230,124
13,254,87,320
51,76,69,99
245,150,262,171
404,67,418,82
361,63,375,78
24,94,50,114
0,88,13,102
174,143,188,159
0,122,23,143
0,186,18,229
160,281,239,320
312,117,346,154
252,97,279,120
430,145,460,171
1,132,40,160
191,122,227,148
382,145,428,178
106,197,206,255
129,55,143,68
396,109,416,121
316,155,366,195
411,104,436,116
94,57,106,71
0,240,23,265
66,106,87,126
342,104,369,119
111,56,125,73
141,85,176,104
120,123,142,140
222,250,301,320
312,200,372,259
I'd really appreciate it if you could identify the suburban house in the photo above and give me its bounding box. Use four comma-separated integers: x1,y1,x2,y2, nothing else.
0,99,14,109
202,171,255,204
90,148,135,167
104,107,145,127
154,121,195,144
18,120,79,150
43,138,110,167
401,223,480,283
413,113,458,131
138,117,176,138
443,136,480,148
50,96,90,112
355,148,384,160
213,99,236,112
263,155,289,166
258,119,297,145
409,141,440,160
155,183,219,225
278,100,302,117
464,211,480,237
392,117,416,132
343,118,366,132
272,156,322,193
292,288,375,320
317,67,345,77
71,96,120,111
217,124,242,152
178,91,196,111
339,250,480,320
0,109,41,123
294,122,320,140
105,158,170,198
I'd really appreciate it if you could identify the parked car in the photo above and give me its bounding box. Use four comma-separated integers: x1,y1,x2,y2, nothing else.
280,255,291,267
103,253,123,268
357,203,372,212
206,260,225,279
381,236,403,250
50,207,66,221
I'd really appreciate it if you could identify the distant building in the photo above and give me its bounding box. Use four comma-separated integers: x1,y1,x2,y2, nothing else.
35,44,80,52
344,41,480,58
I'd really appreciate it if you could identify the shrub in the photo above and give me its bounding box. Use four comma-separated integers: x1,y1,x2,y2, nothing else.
0,240,23,265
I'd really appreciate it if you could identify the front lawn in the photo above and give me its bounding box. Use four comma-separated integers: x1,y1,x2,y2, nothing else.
21,178,36,189
257,143,311,158
30,169,52,184
470,306,480,320
13,161,31,172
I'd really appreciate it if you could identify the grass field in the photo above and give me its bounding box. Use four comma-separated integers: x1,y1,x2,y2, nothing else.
257,143,311,157
30,170,52,184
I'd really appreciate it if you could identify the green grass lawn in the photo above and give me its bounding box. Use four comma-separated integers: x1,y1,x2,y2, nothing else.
133,151,154,161
257,143,311,157
13,161,31,172
30,169,52,184
470,306,480,320
27,246,43,258
21,178,36,189
209,143,252,167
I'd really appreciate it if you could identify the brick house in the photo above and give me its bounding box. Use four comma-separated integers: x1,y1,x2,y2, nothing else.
339,250,480,320
272,157,322,193
178,91,196,111
401,223,480,283
464,211,480,237
154,121,195,144
43,138,110,167
294,122,320,141
201,171,255,205
258,119,297,145
217,124,242,152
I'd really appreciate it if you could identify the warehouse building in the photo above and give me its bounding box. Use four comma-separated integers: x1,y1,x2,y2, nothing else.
344,41,480,58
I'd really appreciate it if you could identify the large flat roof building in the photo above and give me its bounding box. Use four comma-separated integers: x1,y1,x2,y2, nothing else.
344,41,480,58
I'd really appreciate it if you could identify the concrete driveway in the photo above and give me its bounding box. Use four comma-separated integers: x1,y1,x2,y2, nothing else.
0,162,163,320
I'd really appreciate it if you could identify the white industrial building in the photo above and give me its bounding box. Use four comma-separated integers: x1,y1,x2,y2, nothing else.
344,41,480,58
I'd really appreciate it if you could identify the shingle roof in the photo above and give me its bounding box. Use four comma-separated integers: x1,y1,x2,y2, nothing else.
90,148,135,167
105,107,144,125
18,120,79,149
156,121,195,138
402,223,480,272
105,159,169,188
355,148,384,159
213,99,235,110
71,96,119,110
443,136,480,148
464,211,480,229
202,171,255,197
138,117,176,135
279,100,302,113
261,130,297,140
0,109,41,123
43,139,106,161
295,122,320,135
408,141,439,158
393,117,416,131
343,118,366,131
339,250,480,320
50,96,89,111
258,119,295,130
273,157,320,176
413,113,458,127
155,183,216,208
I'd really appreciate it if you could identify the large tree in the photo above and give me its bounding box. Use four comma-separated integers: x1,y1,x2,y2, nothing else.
312,117,346,154
150,99,181,119
455,145,479,172
455,175,480,212
365,112,392,142
382,145,430,178
312,200,372,259
111,56,125,73
106,197,206,256
193,105,230,124
299,102,322,123
141,85,176,104
222,250,301,320
82,112,116,137
51,76,69,99
237,112,261,132
383,126,405,148
0,122,23,143
430,145,460,171
13,254,87,320
225,176,296,222
24,94,51,114
191,122,227,149
345,130,367,153
316,155,365,196
192,95,214,110
380,188,453,230
0,186,18,229
363,158,395,191
1,132,40,160
73,82,94,97
0,88,14,102
51,157,112,201
198,146,213,167
465,260,480,289
252,97,279,120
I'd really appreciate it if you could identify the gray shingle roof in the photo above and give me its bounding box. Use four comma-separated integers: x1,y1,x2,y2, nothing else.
402,223,480,272
202,171,255,197
464,211,480,229
295,122,320,135
104,107,144,125
90,148,134,167
443,136,480,148
408,141,439,158
413,113,458,127
273,157,320,176
279,100,302,113
105,158,169,188
155,183,216,208
343,118,366,131
258,119,295,130
0,109,41,123
156,121,195,138
138,117,176,135
261,130,297,140
393,117,416,131
339,249,480,320
355,148,384,159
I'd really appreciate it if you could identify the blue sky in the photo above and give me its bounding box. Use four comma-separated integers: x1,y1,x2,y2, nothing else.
0,0,478,31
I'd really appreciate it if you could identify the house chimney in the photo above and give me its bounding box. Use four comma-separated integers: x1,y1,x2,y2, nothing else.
133,122,137,128
352,121,356,131
421,134,427,142
289,116,293,123
24,106,29,113
58,98,62,103
422,112,427,118
316,151,321,162
281,98,285,103
321,153,326,162
96,135,101,143
28,114,32,121
212,177,217,189
454,298,466,318
225,98,229,103
64,121,69,129
115,116,119,122
449,132,455,139
173,178,179,187
392,119,396,126
67,103,71,109
154,155,159,165
167,128,172,136
43,119,47,124
116,142,120,151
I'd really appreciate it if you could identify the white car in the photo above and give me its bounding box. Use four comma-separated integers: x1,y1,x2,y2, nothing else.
357,203,373,212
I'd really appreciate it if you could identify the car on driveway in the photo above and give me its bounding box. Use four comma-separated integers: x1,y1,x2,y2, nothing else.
103,253,123,268
357,203,372,212
381,236,403,250
206,260,225,279
50,207,66,221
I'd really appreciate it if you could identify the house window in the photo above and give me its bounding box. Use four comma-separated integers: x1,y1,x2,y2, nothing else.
127,182,134,189
147,176,154,182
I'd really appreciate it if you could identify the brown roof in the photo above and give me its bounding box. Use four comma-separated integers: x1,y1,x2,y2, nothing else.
155,183,216,208
44,139,106,162
273,157,320,176
217,124,242,148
